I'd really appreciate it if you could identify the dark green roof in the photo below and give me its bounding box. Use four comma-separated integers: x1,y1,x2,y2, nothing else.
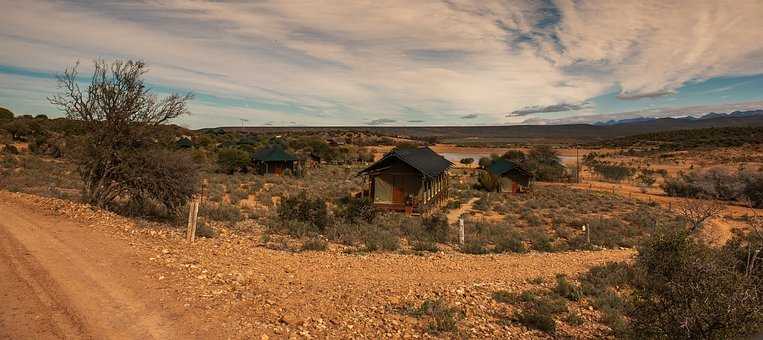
176,137,193,148
487,158,532,177
252,144,299,162
359,147,452,178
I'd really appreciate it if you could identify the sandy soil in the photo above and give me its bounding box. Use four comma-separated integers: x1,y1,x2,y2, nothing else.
0,191,634,339
0,195,209,340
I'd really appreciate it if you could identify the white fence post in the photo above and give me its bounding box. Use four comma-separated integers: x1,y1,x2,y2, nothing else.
458,217,465,246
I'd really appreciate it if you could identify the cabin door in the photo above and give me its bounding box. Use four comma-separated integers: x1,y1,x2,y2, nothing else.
272,162,284,175
392,175,406,203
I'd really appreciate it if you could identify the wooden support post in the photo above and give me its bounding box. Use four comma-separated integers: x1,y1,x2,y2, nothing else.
186,198,200,243
459,217,465,246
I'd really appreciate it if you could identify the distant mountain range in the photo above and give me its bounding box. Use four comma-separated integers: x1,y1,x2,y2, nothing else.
214,109,763,144
593,109,763,126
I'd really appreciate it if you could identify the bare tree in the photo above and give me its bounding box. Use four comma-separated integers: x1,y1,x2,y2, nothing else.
49,60,197,209
678,198,725,233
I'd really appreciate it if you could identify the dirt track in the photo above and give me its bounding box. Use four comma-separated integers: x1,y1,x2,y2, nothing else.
0,198,207,340
0,192,635,338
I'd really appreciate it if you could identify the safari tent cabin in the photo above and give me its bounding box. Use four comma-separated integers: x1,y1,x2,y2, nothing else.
175,137,193,149
252,144,300,175
359,147,452,213
487,158,533,193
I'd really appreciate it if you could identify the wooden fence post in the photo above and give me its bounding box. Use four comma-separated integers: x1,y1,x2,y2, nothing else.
458,217,465,246
186,198,200,243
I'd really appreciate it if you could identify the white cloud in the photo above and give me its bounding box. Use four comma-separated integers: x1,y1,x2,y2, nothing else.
0,0,761,127
553,0,763,97
522,101,763,125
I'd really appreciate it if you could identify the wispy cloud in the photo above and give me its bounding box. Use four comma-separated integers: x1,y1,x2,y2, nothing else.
616,90,675,100
508,103,589,116
0,1,761,127
367,118,396,125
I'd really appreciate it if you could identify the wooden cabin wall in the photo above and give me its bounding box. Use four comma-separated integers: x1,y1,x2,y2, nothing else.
371,161,421,204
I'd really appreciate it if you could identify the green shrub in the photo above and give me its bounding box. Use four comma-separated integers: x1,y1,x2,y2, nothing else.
492,290,516,304
336,195,375,224
421,214,450,242
191,221,214,238
216,148,250,174
0,107,13,121
325,222,366,246
301,238,328,251
565,313,584,326
516,310,556,334
364,228,400,252
554,274,583,301
407,299,460,334
494,235,527,253
200,203,242,222
628,228,763,339
412,239,438,252
3,144,19,155
527,229,553,252
580,262,635,297
478,171,499,192
461,240,488,254
278,191,329,233
741,171,763,208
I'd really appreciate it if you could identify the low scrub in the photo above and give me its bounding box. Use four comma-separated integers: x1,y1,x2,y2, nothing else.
200,203,242,222
195,222,216,238
301,238,328,251
277,191,329,234
363,228,400,252
573,225,763,338
404,299,461,334
662,167,763,207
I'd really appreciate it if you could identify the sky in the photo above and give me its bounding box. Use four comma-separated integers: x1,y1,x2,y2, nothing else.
1,0,762,128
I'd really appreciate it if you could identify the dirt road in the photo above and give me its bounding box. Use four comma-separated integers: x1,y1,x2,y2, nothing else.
0,198,206,340
0,191,636,338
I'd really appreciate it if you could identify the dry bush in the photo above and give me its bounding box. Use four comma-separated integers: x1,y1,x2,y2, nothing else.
403,299,461,334
677,198,724,233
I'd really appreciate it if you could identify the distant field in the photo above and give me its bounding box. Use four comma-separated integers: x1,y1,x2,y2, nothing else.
211,114,763,144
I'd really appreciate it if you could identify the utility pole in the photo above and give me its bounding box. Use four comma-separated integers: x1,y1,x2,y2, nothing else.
576,144,581,183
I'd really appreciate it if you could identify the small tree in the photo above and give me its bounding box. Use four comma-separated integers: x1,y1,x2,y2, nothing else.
636,171,656,188
678,198,724,233
526,145,565,181
478,171,499,192
48,60,197,209
478,157,492,169
3,119,33,140
459,158,474,166
0,107,13,121
216,148,250,174
502,150,526,162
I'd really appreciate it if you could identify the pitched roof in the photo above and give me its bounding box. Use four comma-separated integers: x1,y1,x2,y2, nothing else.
487,158,533,178
252,144,299,162
359,147,452,178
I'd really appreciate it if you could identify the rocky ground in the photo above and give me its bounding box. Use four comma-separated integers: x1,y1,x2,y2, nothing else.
1,191,633,339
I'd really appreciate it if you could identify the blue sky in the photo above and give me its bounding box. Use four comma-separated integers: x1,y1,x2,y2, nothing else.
1,1,762,128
